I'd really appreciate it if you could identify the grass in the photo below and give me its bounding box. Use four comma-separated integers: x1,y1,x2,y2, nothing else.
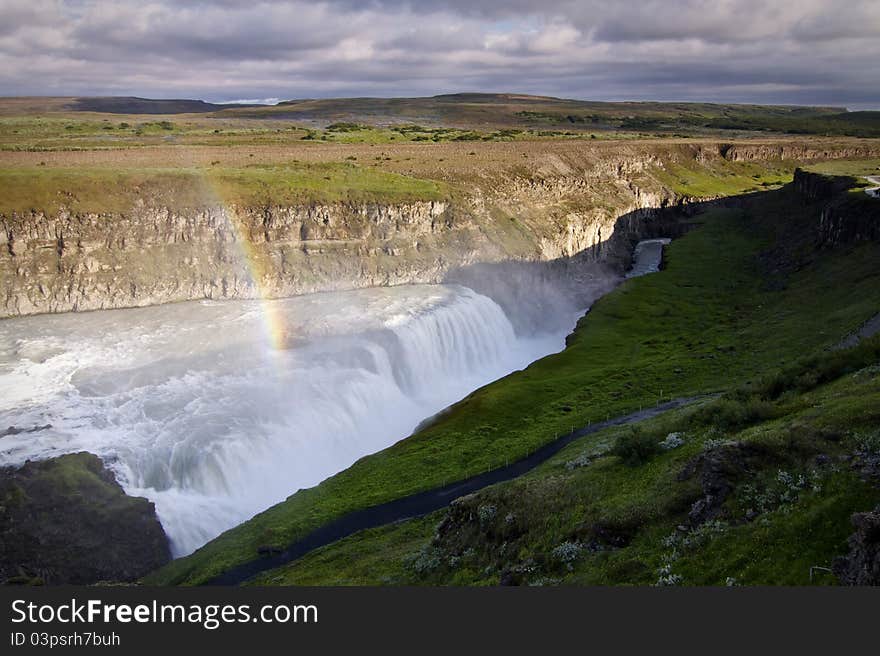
803,158,880,179
0,115,315,151
209,162,446,205
229,95,866,136
0,162,446,215
0,115,618,152
146,177,880,585
647,156,794,197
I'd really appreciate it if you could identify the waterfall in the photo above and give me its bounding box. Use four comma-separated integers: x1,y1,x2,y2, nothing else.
0,284,579,556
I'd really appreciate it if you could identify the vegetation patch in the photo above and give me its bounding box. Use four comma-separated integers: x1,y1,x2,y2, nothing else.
0,162,446,215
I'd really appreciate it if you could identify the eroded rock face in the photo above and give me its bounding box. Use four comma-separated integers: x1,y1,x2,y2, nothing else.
0,201,468,317
791,169,880,247
0,452,171,585
726,143,880,163
4,142,878,318
1,194,655,318
833,506,880,586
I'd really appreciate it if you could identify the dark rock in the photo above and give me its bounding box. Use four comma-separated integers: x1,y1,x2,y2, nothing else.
257,545,283,557
793,168,853,202
582,520,638,549
0,452,171,585
0,424,52,438
833,505,880,585
678,441,769,525
499,569,522,586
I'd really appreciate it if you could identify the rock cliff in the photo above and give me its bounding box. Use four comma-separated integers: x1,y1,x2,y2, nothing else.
3,142,878,318
792,168,880,246
0,174,669,318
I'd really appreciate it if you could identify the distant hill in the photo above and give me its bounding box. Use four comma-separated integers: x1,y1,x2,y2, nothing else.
0,93,875,136
228,93,867,135
69,96,264,114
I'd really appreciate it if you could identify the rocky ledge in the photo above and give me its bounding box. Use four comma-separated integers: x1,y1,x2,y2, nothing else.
0,452,170,585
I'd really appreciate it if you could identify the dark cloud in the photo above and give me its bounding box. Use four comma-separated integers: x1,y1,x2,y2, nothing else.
0,0,876,109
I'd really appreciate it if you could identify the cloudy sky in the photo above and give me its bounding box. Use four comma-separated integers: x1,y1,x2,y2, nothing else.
1,0,878,108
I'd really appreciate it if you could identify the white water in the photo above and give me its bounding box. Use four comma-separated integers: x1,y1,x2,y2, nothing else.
0,284,579,556
626,238,671,278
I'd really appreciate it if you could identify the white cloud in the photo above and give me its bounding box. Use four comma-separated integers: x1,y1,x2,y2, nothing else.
0,0,876,108
219,97,281,105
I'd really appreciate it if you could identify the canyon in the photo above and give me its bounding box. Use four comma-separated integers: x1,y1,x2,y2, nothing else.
2,128,879,586
4,140,879,319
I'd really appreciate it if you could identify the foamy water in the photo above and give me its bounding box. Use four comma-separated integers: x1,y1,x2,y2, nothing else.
0,285,578,556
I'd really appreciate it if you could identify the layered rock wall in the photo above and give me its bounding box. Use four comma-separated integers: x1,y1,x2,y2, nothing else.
4,143,879,318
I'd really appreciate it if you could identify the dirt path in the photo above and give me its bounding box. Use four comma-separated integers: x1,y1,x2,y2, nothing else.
866,176,880,198
837,312,880,349
205,397,699,585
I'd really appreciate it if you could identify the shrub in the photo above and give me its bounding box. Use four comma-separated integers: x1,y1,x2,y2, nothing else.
612,426,661,465
408,545,443,575
695,396,775,432
855,430,880,457
564,453,593,470
738,469,821,518
477,504,497,525
551,541,583,570
751,336,880,400
659,432,685,450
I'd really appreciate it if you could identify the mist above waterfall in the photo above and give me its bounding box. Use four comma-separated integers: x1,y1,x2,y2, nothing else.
0,284,581,556
445,258,620,335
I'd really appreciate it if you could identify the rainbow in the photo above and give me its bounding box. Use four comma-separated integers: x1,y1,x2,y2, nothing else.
195,170,289,353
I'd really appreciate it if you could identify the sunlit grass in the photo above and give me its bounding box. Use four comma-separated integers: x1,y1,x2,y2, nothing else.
0,162,446,215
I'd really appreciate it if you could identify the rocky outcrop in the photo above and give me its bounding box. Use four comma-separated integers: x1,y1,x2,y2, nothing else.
677,442,768,525
792,168,855,201
833,505,880,585
725,143,880,163
0,452,171,584
817,195,880,246
791,169,880,246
